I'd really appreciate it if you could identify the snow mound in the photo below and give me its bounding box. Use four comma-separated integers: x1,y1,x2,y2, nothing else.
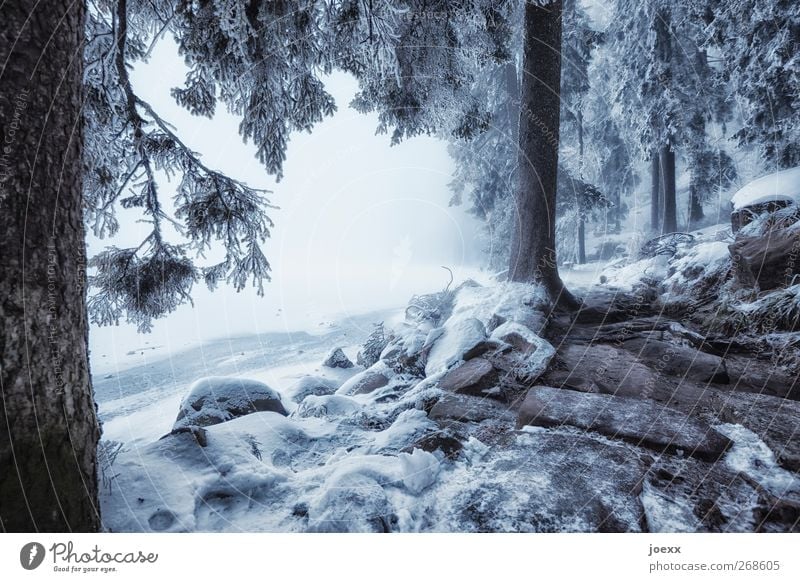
294,394,363,419
662,241,731,296
731,167,800,210
601,255,670,291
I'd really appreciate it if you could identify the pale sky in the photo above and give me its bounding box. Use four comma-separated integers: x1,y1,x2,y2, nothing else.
88,39,487,362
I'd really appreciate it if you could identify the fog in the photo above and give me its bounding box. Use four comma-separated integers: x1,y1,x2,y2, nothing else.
88,40,488,363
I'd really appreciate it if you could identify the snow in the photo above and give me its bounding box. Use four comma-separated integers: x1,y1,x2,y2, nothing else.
490,321,556,379
294,394,363,419
448,281,547,327
716,423,800,499
97,283,576,533
639,481,702,533
730,166,800,210
600,254,670,291
662,241,731,291
424,317,486,376
424,282,549,376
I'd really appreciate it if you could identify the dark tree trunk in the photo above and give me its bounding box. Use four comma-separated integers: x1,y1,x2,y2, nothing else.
577,217,586,264
576,109,586,264
0,1,101,531
509,0,578,309
650,151,661,233
660,146,677,233
504,60,520,143
689,184,705,226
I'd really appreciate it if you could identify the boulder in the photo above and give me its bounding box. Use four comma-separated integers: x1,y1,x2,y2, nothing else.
729,228,800,291
438,358,497,396
174,376,287,430
516,386,732,461
428,394,511,424
559,343,670,400
336,362,391,396
542,370,601,393
486,322,556,384
289,375,339,403
620,336,729,384
322,347,354,369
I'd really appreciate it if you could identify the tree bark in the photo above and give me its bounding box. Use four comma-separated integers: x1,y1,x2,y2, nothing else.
650,151,661,233
660,146,677,233
689,184,705,226
577,217,586,264
509,0,579,309
576,108,586,264
0,1,101,531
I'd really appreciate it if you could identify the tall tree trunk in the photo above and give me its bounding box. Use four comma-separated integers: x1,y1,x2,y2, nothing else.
660,146,677,233
0,1,101,531
650,151,661,232
504,60,520,144
689,184,704,226
577,217,586,264
576,108,586,264
509,0,578,309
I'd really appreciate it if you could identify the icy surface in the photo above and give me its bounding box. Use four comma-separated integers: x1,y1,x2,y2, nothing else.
730,166,800,210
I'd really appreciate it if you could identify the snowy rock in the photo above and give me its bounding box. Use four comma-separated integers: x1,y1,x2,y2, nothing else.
404,432,464,460
307,472,392,532
641,452,784,533
489,322,555,382
425,317,487,376
288,375,339,403
322,347,354,369
438,358,497,396
369,409,435,453
516,386,732,461
174,376,287,430
294,394,363,419
730,166,800,211
710,392,800,473
306,449,440,532
442,430,648,532
336,361,392,395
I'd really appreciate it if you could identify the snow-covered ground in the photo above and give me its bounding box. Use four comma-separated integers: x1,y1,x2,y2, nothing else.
96,265,800,532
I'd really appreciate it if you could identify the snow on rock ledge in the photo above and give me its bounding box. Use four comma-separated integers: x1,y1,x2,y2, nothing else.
730,166,800,211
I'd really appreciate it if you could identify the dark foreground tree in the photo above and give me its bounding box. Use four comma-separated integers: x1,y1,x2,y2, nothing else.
0,1,100,531
508,0,579,308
